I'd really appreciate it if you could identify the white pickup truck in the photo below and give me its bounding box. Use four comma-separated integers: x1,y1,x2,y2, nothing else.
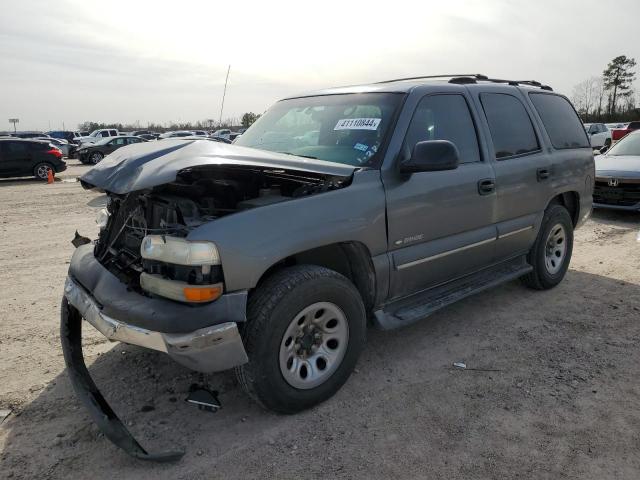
584,123,611,149
76,129,120,145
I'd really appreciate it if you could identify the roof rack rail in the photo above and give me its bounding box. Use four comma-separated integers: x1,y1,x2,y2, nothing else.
374,74,488,84
448,75,553,91
374,74,553,91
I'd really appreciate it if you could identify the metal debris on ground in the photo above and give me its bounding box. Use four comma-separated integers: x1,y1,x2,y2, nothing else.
0,409,12,424
453,362,467,369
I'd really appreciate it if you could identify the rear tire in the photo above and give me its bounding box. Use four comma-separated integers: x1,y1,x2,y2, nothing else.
236,265,366,414
522,204,574,290
33,162,54,180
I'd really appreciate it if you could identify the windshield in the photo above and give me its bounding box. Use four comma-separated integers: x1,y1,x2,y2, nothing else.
88,130,101,137
235,93,403,167
607,131,640,156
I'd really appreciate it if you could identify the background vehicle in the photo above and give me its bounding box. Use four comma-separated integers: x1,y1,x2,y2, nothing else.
137,133,157,141
611,121,640,144
584,123,611,149
158,130,193,138
0,138,66,180
211,128,231,139
62,74,593,460
76,129,120,145
76,135,146,164
47,130,81,144
35,137,71,157
594,129,640,210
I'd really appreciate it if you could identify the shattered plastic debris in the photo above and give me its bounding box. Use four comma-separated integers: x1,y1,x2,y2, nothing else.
453,362,467,369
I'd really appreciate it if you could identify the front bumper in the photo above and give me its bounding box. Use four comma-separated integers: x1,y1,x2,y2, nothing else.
64,276,248,372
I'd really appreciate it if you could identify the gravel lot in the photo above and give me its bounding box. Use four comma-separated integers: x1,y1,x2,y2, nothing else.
1,162,639,479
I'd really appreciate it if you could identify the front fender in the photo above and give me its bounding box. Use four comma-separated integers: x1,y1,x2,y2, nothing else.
187,169,387,291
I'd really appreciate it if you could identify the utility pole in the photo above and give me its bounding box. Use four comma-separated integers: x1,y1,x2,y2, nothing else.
219,65,231,127
9,118,19,133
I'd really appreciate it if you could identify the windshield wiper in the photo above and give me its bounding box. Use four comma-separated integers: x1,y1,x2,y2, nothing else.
278,151,318,160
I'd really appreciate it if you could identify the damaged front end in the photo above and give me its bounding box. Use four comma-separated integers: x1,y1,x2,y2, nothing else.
61,141,354,461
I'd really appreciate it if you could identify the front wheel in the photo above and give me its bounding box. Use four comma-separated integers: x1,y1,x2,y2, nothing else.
236,265,366,414
522,204,574,290
89,152,103,164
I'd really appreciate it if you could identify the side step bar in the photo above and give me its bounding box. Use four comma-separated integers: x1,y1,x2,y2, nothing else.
373,256,532,330
60,297,185,462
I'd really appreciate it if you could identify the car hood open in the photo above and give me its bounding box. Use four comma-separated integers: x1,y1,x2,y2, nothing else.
595,154,640,178
80,139,358,194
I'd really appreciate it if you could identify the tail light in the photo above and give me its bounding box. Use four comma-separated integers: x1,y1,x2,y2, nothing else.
46,148,62,158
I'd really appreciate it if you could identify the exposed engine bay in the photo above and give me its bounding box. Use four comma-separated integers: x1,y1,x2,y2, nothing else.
94,165,351,289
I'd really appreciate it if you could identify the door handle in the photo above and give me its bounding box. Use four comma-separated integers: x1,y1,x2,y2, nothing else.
537,168,550,181
478,178,495,195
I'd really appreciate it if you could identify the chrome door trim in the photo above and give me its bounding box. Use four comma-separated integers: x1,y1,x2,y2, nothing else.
395,237,495,270
498,225,533,239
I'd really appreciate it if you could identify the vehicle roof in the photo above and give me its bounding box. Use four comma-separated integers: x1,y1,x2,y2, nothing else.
0,137,49,143
283,74,556,99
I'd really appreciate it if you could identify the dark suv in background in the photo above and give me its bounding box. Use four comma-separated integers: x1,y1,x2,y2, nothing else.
0,138,67,180
76,135,147,164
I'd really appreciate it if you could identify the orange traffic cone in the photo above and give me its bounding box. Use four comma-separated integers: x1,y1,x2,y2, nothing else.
47,169,54,184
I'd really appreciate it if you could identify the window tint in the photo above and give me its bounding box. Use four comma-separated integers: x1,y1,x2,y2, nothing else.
529,93,590,149
480,93,539,159
404,94,481,164
112,138,126,145
6,142,30,154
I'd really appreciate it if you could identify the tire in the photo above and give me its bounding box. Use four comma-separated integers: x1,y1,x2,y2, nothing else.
89,152,103,164
236,265,366,414
522,204,574,290
33,162,54,180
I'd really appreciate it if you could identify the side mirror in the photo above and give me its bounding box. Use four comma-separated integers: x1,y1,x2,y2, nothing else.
400,140,460,174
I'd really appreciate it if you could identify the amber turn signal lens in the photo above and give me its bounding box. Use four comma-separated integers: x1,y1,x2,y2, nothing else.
183,285,223,303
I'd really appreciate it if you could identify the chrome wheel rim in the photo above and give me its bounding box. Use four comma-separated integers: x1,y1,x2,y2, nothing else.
544,223,567,275
36,164,51,179
90,153,102,164
279,302,349,390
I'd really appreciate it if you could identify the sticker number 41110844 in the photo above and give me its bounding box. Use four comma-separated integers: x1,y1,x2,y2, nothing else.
334,118,381,131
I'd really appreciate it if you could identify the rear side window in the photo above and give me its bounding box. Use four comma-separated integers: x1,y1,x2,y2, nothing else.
529,93,590,149
404,94,481,164
480,93,539,159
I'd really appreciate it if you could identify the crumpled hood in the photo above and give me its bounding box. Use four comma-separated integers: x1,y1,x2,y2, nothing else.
595,154,640,178
80,139,357,194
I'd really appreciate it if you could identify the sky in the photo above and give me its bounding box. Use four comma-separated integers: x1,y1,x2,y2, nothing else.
1,0,639,131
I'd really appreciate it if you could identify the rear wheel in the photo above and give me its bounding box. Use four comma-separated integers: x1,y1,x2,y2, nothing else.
89,152,103,164
33,162,53,180
522,204,574,290
236,265,366,413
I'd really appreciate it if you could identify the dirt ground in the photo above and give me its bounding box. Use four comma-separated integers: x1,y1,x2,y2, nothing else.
1,161,639,479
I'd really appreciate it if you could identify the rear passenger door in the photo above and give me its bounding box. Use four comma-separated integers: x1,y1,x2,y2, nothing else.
384,93,497,299
472,90,552,260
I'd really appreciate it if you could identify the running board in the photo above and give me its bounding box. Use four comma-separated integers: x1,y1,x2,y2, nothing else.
373,256,532,330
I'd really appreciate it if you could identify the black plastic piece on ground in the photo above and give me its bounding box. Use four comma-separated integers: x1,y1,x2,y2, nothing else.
185,385,221,413
71,230,91,248
60,297,185,462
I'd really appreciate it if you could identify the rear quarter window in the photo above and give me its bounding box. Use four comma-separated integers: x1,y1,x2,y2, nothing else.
480,93,540,159
528,93,590,149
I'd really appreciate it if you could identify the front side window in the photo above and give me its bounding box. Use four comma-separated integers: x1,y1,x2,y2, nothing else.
403,94,481,164
235,93,403,167
480,93,539,159
529,93,590,149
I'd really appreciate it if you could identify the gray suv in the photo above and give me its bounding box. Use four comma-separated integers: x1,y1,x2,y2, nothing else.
61,74,594,460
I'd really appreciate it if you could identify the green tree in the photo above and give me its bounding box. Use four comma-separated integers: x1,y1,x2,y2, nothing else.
241,112,259,128
603,55,636,116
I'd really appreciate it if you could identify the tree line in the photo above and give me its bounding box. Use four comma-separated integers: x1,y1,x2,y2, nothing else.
78,112,261,133
571,55,637,123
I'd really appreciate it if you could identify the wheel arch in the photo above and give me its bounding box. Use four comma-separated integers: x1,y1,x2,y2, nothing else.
548,190,580,226
253,241,377,313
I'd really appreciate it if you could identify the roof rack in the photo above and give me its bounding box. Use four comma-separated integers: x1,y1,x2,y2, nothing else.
376,74,553,91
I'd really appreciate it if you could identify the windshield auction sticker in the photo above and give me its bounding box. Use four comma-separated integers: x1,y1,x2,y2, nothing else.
334,118,381,130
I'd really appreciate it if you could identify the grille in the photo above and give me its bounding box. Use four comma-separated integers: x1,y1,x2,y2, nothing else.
594,180,640,207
